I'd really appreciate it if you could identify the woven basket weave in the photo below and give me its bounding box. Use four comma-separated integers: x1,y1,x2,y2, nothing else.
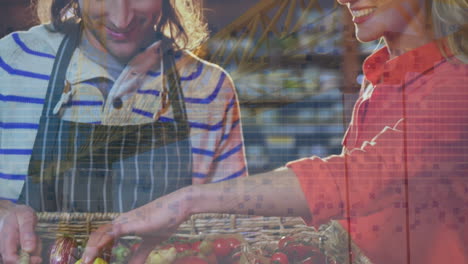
34,213,372,264
36,213,309,250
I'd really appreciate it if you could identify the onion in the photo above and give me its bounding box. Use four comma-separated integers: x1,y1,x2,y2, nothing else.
49,236,78,264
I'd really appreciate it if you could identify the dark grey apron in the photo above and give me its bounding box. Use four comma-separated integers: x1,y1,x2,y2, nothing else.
19,24,192,213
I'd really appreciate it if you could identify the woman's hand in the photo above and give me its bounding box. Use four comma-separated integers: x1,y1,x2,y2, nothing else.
0,201,42,264
82,187,193,264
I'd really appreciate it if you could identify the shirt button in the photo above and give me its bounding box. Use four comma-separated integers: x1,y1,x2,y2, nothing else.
113,98,123,109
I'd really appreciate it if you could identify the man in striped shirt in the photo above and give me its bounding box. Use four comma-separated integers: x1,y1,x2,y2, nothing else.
0,0,247,262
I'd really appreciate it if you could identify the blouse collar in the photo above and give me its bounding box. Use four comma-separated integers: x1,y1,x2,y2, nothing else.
362,40,446,86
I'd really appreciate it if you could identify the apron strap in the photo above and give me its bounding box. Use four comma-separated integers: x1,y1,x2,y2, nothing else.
29,23,82,165
25,23,81,209
161,41,190,136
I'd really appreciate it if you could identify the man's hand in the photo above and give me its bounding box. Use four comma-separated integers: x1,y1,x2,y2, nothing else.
0,201,41,264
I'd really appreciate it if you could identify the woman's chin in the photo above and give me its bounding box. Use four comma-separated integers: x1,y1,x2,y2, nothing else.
355,29,382,44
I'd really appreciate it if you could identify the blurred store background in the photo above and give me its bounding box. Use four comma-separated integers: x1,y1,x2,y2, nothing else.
201,0,379,173
1,0,380,174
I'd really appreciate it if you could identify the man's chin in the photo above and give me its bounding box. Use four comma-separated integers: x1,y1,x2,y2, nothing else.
108,45,140,64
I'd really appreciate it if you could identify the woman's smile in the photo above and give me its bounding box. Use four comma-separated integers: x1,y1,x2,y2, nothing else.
350,7,377,24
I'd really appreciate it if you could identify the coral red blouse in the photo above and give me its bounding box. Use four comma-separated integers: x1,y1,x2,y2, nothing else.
287,41,468,264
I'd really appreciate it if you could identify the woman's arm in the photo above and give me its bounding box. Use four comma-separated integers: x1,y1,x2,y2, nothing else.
191,167,310,218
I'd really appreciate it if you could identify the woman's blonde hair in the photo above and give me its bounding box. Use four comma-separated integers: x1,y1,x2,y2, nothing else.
37,0,208,50
431,0,468,62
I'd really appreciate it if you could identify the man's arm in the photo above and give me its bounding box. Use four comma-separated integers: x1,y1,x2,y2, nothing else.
193,72,248,184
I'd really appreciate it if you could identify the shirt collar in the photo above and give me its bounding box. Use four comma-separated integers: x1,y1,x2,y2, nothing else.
66,35,170,85
362,40,446,86
65,38,188,86
66,46,115,84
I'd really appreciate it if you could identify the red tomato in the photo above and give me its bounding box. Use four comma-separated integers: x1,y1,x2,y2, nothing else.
282,244,319,262
173,256,209,264
130,242,141,253
192,241,203,251
301,254,329,264
225,237,241,250
174,243,192,253
271,252,289,264
278,236,294,250
160,244,174,250
301,257,315,264
212,238,232,257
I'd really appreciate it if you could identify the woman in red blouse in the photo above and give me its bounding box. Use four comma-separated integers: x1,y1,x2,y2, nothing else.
83,0,467,263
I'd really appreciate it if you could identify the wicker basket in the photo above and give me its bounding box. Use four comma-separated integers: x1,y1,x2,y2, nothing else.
36,213,303,241
35,213,372,264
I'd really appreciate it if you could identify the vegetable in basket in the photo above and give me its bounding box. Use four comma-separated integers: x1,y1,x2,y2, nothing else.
49,236,79,264
75,257,108,264
110,243,131,264
19,251,31,264
192,240,214,256
145,247,177,264
280,242,318,262
271,252,289,264
173,256,209,264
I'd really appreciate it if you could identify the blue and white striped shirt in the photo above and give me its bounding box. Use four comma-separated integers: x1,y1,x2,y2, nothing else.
0,24,248,202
